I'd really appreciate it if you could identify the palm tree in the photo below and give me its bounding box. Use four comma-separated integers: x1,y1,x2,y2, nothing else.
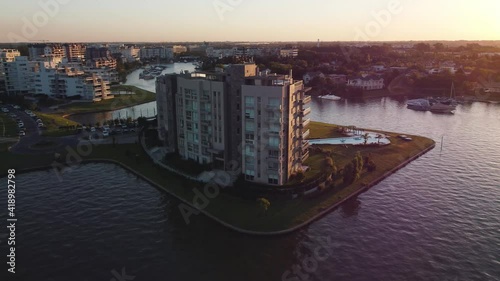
363,133,370,145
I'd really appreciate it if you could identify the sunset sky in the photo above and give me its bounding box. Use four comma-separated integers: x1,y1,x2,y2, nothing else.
1,0,499,42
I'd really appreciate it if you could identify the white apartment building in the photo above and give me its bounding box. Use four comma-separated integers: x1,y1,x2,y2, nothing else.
2,56,35,95
279,48,299,58
140,47,174,60
156,64,312,186
175,74,225,164
241,73,311,185
34,64,112,101
347,75,384,91
0,49,21,95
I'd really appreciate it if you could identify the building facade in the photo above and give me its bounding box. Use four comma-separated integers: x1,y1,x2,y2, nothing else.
156,64,312,186
34,64,112,101
2,56,35,95
347,75,384,90
0,49,21,95
241,73,311,185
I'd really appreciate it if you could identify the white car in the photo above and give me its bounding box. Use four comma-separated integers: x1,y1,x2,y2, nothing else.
37,123,44,128
13,105,20,109
102,130,109,137
36,119,43,123
19,131,25,136
18,123,24,128
90,127,96,132
2,108,9,113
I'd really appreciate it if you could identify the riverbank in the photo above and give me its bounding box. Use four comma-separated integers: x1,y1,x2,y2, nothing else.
54,85,155,116
0,121,435,235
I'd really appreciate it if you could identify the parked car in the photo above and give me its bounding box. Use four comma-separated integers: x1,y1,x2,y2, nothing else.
18,131,25,137
2,108,9,113
102,130,109,137
90,127,96,132
37,123,44,128
13,105,20,109
18,123,24,128
36,119,43,123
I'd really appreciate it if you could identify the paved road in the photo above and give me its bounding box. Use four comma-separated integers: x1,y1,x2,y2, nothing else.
5,106,138,154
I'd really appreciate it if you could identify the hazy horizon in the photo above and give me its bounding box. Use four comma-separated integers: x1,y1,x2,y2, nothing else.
1,0,499,43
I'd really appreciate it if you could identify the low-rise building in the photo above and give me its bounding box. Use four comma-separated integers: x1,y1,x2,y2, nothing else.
303,72,325,85
347,75,384,90
34,63,112,101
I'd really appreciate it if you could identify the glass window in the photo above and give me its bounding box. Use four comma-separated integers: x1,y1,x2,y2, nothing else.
244,96,254,107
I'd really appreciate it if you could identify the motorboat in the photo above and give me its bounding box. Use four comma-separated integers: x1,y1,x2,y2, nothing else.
318,94,341,101
407,98,430,111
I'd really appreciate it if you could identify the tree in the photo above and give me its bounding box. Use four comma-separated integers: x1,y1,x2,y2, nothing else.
433,43,445,52
363,133,370,145
257,198,271,215
353,152,364,181
343,163,354,184
137,117,149,129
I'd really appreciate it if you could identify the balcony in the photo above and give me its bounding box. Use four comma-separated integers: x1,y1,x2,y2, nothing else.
300,107,311,117
302,140,310,151
301,129,310,139
302,118,311,128
300,95,312,105
301,151,310,162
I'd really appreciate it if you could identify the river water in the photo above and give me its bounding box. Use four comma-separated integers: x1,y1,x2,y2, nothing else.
1,98,500,281
68,62,196,125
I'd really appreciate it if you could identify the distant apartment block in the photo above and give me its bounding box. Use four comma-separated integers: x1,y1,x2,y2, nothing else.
2,56,36,95
156,64,311,186
0,49,21,63
86,57,117,69
28,44,65,61
279,48,299,58
172,45,188,54
140,47,174,60
34,63,112,101
63,43,86,62
0,49,21,95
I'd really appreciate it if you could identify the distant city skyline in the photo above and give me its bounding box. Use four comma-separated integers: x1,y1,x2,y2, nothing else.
1,0,499,43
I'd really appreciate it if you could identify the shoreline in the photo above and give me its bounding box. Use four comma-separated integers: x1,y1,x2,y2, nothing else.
1,140,435,236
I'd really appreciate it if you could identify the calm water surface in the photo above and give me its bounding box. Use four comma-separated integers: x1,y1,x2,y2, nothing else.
1,98,499,281
68,63,196,125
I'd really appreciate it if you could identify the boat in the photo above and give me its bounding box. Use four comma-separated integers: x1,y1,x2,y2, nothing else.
407,98,431,111
429,82,457,114
318,94,341,101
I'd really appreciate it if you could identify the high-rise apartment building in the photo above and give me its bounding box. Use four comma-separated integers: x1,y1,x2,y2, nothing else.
0,49,21,95
2,56,36,95
156,64,311,186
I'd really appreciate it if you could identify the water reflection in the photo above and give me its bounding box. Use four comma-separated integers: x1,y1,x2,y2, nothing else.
67,63,196,125
340,197,362,218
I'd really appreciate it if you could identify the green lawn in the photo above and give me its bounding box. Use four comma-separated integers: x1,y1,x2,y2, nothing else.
308,121,345,139
57,85,155,115
35,112,80,137
0,121,435,233
0,112,19,137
